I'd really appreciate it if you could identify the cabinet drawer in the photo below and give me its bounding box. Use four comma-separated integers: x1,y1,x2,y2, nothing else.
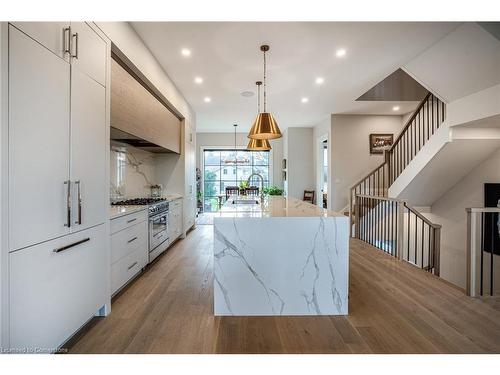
10,224,107,350
111,246,148,295
110,209,147,235
111,220,148,264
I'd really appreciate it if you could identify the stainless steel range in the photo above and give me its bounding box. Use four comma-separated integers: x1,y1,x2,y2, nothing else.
111,198,169,263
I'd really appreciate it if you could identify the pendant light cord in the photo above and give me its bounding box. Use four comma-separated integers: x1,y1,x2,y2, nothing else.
263,49,267,112
257,83,261,113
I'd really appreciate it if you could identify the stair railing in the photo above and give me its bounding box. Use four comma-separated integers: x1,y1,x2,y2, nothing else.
387,92,446,185
355,194,441,275
466,207,500,296
349,92,446,232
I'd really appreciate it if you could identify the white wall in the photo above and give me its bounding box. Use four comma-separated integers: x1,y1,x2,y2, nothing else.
0,22,6,347
196,132,283,189
330,114,405,211
313,118,332,208
425,148,500,289
284,128,315,201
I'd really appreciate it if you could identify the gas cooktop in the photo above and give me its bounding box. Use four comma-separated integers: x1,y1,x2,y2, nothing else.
111,197,166,206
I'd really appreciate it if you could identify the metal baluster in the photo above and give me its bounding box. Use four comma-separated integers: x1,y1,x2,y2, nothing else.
414,213,418,264
421,218,424,269
426,98,430,141
481,212,484,296
407,207,410,261
491,213,494,296
427,224,431,271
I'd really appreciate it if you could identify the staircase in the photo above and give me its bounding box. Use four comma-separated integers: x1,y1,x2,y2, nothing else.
349,92,446,275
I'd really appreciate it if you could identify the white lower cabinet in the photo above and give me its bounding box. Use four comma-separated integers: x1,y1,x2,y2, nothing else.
168,199,183,243
111,246,148,295
9,224,107,351
110,212,148,295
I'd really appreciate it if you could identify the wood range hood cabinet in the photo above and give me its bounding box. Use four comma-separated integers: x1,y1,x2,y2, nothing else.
111,58,181,154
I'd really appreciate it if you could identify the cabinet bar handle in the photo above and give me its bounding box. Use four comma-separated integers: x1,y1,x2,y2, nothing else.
63,27,71,55
127,261,138,270
71,32,79,59
64,180,71,228
126,218,137,224
53,237,90,253
127,236,138,243
75,180,82,225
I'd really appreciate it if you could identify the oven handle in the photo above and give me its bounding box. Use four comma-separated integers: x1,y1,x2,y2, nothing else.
149,212,169,221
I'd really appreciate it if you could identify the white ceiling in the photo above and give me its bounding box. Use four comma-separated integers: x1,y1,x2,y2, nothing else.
131,22,459,132
404,22,500,103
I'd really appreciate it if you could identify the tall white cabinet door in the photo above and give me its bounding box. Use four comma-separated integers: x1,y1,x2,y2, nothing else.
10,224,107,350
8,26,71,251
11,22,70,60
70,68,107,232
70,22,107,86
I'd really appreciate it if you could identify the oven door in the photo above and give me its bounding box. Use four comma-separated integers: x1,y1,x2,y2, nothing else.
149,212,168,251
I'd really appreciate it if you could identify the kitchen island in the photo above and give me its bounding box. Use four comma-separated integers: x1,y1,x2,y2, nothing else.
214,195,349,316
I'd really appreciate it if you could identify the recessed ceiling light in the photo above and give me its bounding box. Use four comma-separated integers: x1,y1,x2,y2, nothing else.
241,91,254,97
392,106,400,111
301,97,309,103
315,77,325,85
194,77,203,84
204,97,211,103
336,48,347,57
181,48,191,57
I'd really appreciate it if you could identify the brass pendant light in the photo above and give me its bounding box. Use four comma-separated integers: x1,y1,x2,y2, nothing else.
248,45,282,140
247,81,271,151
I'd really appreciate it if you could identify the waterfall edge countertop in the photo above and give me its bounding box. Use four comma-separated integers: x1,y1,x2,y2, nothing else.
218,195,344,217
213,195,349,317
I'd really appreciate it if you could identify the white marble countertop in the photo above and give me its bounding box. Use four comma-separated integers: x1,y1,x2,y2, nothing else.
109,194,182,219
160,193,183,201
218,195,344,218
109,205,147,220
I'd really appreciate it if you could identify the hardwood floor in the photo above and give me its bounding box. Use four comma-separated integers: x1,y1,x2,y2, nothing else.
67,225,500,354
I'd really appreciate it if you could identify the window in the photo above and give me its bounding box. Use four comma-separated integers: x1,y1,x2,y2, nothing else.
323,146,328,193
203,149,270,212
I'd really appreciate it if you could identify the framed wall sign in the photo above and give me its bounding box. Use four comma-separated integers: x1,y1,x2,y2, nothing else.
369,133,393,155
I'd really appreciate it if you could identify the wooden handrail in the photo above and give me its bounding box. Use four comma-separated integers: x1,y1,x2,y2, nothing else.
389,92,431,151
349,162,386,191
355,194,400,202
466,207,500,213
354,192,441,276
405,203,442,229
355,193,441,229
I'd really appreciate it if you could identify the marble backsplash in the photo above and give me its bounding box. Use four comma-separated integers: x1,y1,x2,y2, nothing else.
110,141,157,199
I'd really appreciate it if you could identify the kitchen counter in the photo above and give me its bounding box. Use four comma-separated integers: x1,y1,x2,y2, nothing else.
109,205,147,220
219,195,344,217
213,195,349,317
109,194,182,220
161,193,183,202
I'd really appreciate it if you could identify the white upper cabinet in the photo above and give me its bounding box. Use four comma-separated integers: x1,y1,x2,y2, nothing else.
70,22,107,86
11,22,70,61
8,26,71,251
70,68,107,231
